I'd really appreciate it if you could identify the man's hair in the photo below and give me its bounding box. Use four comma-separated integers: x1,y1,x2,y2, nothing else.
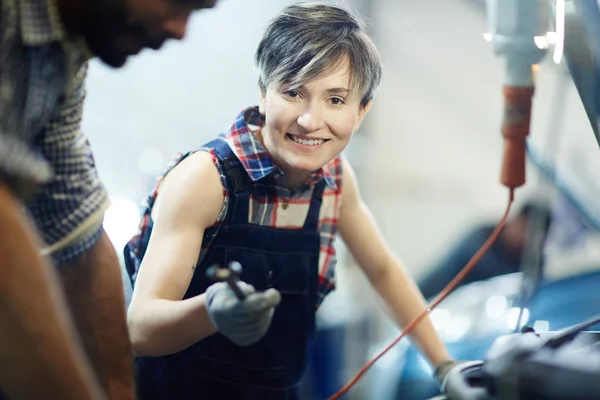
254,2,382,107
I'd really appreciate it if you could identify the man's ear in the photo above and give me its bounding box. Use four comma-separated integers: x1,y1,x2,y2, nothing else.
355,100,373,130
259,89,267,114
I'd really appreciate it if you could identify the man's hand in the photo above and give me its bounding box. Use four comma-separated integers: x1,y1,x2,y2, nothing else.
205,282,281,346
435,360,488,400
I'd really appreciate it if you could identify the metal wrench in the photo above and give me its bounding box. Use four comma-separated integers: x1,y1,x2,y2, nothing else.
206,261,247,300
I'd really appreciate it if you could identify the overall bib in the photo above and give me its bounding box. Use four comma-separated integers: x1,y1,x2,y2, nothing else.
135,138,325,400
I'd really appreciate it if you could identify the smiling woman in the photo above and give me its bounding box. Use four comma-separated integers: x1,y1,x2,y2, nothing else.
251,2,380,186
256,59,372,187
123,3,455,400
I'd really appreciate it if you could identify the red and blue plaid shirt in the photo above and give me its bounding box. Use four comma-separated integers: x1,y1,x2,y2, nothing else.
127,107,343,308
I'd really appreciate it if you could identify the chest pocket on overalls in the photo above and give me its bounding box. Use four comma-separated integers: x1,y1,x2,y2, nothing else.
224,246,317,295
223,227,320,330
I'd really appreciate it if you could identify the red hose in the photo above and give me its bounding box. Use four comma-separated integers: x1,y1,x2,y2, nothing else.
328,85,533,399
328,190,515,399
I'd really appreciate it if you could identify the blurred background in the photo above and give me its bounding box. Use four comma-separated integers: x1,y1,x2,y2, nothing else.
83,0,600,398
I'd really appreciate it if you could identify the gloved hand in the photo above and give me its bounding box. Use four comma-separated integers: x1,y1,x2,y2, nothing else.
434,360,488,400
205,281,281,346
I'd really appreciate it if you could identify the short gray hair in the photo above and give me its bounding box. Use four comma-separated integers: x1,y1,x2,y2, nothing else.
254,2,382,107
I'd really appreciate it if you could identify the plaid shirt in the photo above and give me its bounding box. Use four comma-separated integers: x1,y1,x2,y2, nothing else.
127,107,343,307
0,0,109,263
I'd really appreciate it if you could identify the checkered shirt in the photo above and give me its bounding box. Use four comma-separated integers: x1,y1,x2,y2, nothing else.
127,107,343,308
0,0,109,263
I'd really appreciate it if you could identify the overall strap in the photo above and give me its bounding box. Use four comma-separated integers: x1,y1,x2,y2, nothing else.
302,180,327,231
207,138,251,225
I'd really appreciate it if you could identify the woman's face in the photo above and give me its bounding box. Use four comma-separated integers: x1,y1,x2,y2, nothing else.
258,59,371,187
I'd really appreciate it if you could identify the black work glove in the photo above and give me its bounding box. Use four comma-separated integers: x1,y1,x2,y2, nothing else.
434,360,488,400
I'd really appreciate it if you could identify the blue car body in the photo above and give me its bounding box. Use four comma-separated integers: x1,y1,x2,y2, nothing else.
369,270,600,400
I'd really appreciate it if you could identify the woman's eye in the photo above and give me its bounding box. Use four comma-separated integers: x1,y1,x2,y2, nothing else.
284,90,300,98
330,97,345,105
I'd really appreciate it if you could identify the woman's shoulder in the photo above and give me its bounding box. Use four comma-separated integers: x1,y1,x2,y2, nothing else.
158,150,223,203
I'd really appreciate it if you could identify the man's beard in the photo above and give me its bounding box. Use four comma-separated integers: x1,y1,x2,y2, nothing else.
79,4,133,68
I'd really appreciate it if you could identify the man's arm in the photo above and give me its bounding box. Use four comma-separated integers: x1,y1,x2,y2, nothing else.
0,180,103,400
21,61,134,399
56,230,135,400
337,159,451,367
127,151,225,356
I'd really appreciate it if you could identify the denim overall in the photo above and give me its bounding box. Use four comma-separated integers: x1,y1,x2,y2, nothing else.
134,138,325,400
